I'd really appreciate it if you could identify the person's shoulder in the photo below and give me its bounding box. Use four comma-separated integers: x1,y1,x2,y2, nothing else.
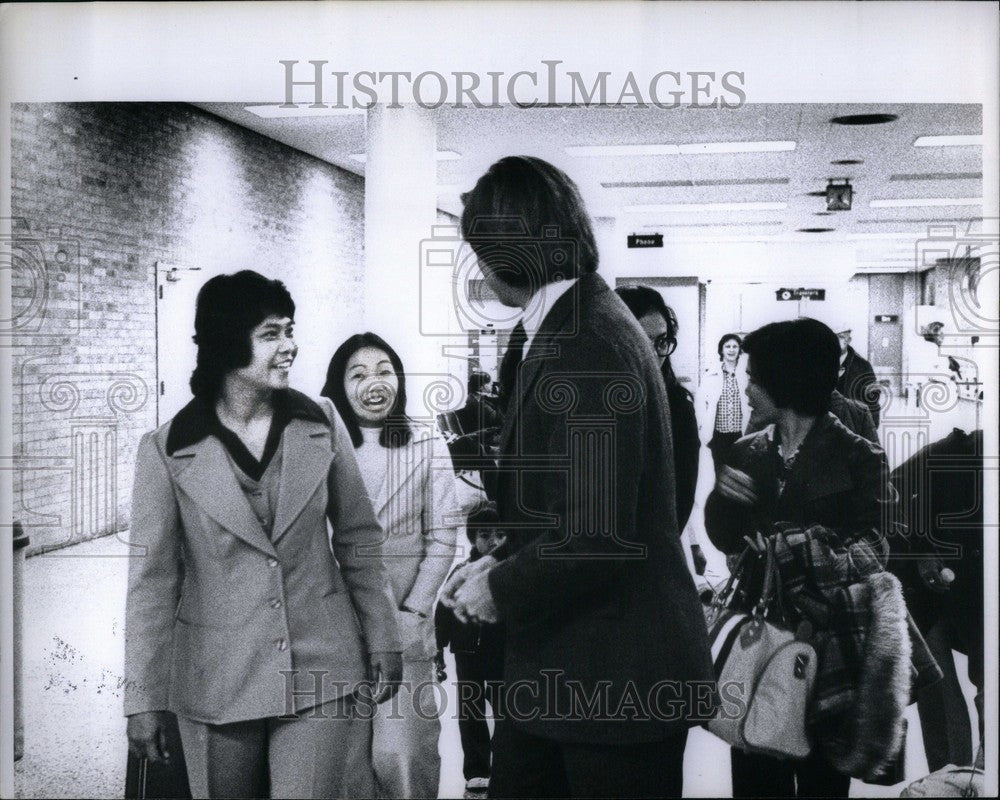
824,413,884,465
849,346,876,373
146,418,173,451
568,302,642,367
284,389,330,425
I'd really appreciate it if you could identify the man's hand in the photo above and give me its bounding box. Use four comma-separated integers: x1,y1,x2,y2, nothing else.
451,566,499,625
440,555,496,608
715,465,758,506
368,651,403,703
434,650,447,682
126,711,172,764
690,544,708,576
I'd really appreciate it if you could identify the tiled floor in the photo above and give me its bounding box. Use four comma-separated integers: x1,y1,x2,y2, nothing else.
14,528,980,798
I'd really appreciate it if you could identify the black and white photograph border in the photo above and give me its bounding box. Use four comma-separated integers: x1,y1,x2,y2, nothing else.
1,2,998,798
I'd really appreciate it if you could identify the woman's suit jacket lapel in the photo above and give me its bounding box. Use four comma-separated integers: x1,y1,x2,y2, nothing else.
171,417,335,553
172,436,277,557
272,418,334,544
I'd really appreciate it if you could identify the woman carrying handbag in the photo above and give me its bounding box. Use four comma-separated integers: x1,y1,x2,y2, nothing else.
704,318,907,798
124,271,403,799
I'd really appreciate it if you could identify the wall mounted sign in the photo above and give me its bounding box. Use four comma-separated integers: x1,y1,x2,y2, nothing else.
627,233,663,248
775,288,826,301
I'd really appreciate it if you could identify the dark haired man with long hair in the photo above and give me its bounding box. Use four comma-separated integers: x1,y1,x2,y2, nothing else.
441,157,715,798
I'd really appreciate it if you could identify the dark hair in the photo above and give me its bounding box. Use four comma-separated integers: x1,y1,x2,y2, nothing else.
615,285,691,401
468,370,491,395
923,320,945,343
717,333,743,361
467,501,500,543
460,156,598,291
321,332,412,449
189,271,295,400
741,318,839,416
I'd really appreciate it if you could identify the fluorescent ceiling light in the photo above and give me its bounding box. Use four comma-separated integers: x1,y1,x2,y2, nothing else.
845,233,919,240
626,201,787,213
351,150,461,163
913,135,982,147
678,141,795,154
566,141,795,157
244,104,366,119
869,197,983,208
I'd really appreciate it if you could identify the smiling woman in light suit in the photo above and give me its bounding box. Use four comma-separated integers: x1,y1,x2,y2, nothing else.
124,271,402,799
323,332,461,800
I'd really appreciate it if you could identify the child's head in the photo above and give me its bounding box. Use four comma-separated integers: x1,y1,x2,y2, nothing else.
467,502,505,556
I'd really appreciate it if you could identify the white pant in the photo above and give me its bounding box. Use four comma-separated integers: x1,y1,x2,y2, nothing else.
344,659,442,799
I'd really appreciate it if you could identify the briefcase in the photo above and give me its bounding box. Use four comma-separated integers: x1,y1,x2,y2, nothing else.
124,711,191,800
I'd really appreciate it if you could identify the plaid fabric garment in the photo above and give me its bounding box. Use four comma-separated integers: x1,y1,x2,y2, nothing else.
771,524,887,727
713,370,743,433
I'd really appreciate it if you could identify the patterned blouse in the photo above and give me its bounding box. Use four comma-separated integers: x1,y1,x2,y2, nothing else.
713,368,743,434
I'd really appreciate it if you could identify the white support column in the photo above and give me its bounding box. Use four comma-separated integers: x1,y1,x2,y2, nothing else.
364,105,463,420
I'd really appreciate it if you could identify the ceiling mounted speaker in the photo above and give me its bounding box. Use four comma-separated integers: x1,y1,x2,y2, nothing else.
826,179,853,211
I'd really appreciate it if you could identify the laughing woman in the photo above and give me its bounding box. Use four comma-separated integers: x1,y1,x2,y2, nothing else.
124,271,402,799
323,333,461,800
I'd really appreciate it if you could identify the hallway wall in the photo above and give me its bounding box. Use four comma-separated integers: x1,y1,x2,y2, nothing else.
11,103,367,553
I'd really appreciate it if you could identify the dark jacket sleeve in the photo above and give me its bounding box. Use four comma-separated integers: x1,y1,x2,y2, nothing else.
703,435,760,555
668,383,700,531
855,404,879,445
434,562,464,651
844,438,892,564
434,594,453,651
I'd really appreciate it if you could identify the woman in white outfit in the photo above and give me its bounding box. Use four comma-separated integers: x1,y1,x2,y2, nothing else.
697,332,751,473
322,332,461,800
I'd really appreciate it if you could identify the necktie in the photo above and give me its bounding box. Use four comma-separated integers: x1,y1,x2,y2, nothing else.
497,321,527,413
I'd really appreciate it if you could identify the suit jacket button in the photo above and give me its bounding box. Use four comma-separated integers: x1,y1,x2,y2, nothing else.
268,558,279,567
270,598,282,609
277,638,288,652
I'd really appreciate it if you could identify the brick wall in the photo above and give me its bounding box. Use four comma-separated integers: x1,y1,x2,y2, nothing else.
10,103,367,554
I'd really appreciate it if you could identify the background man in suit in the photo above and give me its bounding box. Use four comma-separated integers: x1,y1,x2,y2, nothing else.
441,157,715,798
834,323,881,427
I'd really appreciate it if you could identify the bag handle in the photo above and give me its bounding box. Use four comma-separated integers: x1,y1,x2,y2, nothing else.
963,743,985,797
709,544,755,613
754,538,777,619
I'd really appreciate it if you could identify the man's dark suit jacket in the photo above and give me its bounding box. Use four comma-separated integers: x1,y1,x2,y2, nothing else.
486,272,716,744
837,345,881,427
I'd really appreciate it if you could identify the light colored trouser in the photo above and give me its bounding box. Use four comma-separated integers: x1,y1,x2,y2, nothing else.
344,659,443,799
177,698,358,799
